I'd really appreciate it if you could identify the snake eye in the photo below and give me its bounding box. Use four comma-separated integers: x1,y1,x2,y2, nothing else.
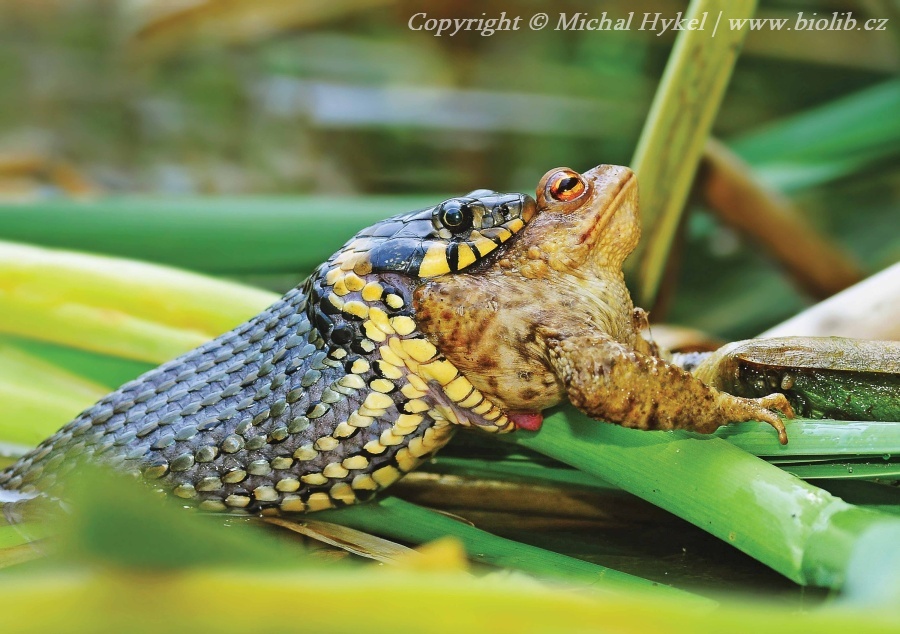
437,199,474,232
547,170,586,202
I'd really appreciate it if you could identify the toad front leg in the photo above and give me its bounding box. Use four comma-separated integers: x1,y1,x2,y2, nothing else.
547,334,793,444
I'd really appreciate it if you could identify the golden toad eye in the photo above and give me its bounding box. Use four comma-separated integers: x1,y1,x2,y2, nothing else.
548,170,586,202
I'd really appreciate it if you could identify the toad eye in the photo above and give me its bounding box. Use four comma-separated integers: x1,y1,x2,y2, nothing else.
437,199,474,232
547,170,586,202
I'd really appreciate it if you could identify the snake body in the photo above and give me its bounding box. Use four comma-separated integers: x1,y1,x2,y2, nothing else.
0,191,534,513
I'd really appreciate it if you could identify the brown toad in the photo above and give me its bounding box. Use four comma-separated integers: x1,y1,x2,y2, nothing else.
414,164,792,441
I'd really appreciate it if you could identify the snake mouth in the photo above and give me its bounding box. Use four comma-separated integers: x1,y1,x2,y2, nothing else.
521,194,537,223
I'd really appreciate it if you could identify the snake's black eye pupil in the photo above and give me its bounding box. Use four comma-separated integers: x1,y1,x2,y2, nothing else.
443,207,465,227
437,200,473,232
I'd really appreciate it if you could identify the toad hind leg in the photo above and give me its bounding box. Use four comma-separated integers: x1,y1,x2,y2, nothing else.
547,335,792,444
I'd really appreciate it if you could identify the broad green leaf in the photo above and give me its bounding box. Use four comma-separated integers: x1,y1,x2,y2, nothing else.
732,79,900,191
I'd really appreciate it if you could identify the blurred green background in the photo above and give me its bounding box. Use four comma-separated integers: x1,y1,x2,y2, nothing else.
0,0,897,341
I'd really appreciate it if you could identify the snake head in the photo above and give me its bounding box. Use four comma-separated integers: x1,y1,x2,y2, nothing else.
331,190,536,279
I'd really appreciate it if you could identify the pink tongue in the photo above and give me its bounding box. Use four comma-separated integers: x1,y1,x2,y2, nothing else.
509,411,543,431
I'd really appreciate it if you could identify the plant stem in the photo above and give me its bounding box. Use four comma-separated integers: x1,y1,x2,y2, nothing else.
503,406,900,589
628,0,757,308
0,241,276,363
0,196,434,275
318,496,703,602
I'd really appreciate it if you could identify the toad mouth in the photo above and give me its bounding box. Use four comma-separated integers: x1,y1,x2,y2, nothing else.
578,169,636,253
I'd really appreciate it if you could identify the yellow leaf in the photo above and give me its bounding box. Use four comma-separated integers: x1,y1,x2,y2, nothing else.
0,343,108,446
0,241,276,364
